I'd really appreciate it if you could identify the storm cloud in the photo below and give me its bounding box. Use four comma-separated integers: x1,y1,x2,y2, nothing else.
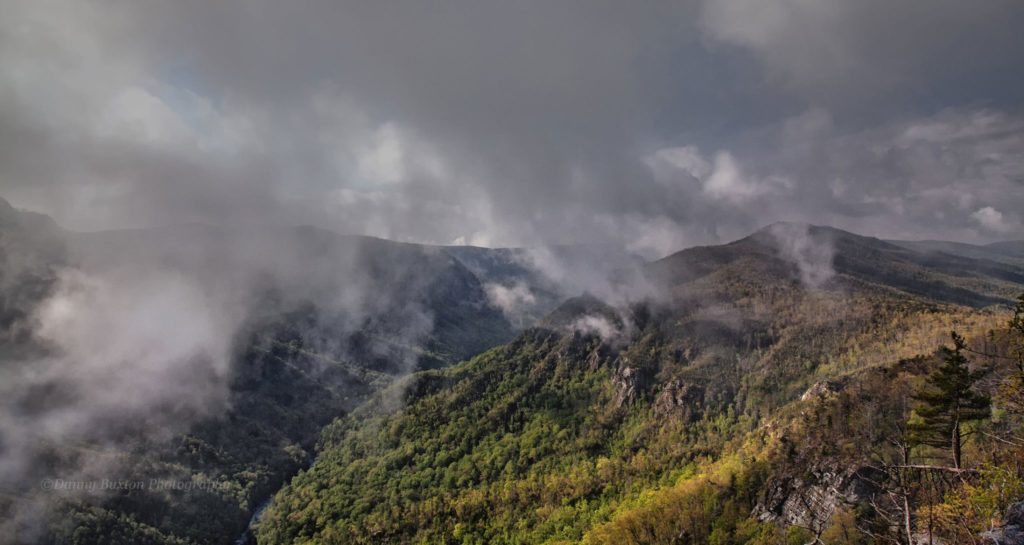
1,4,1023,537
1,0,1023,252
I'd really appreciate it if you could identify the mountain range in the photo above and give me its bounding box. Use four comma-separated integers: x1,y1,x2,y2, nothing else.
1,198,1022,545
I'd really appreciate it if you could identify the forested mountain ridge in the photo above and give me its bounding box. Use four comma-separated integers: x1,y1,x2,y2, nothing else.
3,198,1024,545
889,239,1024,267
0,202,519,545
650,222,1024,307
256,305,1023,544
256,224,1024,545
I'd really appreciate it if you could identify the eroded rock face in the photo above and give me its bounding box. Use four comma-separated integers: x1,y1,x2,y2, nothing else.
613,365,640,408
556,333,610,370
800,379,847,402
611,354,659,409
586,343,613,371
653,380,704,422
756,463,880,531
981,502,1024,545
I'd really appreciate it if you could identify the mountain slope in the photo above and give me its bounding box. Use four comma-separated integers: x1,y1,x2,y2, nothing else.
443,243,645,328
0,198,66,351
890,238,1024,267
66,224,515,370
255,304,1016,544
0,205,519,545
6,208,1024,545
652,223,1024,308
255,224,1024,545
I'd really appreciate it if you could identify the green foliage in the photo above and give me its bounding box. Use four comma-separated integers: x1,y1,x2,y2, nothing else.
33,329,386,545
908,331,991,468
256,330,768,545
4,207,1023,545
920,464,1024,542
581,456,773,545
819,508,870,545
998,294,1024,416
1011,293,1024,370
51,506,191,545
256,282,1020,545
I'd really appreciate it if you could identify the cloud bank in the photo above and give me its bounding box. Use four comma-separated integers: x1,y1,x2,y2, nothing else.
1,3,1023,536
0,0,1021,253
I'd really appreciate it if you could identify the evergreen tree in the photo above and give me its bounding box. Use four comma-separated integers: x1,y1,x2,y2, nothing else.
909,331,990,469
996,292,1024,422
1010,293,1024,373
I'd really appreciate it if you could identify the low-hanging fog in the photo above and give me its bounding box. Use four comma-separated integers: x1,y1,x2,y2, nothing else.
1,0,1024,539
0,217,455,535
0,202,656,537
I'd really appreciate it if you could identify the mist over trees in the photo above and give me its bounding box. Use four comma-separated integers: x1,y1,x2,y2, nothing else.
2,2,1024,542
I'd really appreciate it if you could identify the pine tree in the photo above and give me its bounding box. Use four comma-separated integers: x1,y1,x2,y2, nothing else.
1010,293,1024,374
997,293,1024,423
909,331,991,469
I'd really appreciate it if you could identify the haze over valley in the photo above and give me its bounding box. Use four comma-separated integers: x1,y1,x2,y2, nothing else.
2,1,1024,544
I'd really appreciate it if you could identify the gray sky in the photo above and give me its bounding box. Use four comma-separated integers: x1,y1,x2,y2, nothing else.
2,0,1023,256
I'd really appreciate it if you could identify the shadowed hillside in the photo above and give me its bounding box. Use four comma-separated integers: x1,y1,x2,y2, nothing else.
255,223,1024,545
0,204,517,545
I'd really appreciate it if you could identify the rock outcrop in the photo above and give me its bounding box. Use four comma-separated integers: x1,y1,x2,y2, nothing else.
612,365,641,408
981,502,1024,545
653,380,704,422
756,463,880,532
800,378,848,402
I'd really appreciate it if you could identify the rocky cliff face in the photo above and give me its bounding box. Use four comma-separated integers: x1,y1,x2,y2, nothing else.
800,378,848,402
756,462,880,532
653,379,704,422
612,365,642,408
